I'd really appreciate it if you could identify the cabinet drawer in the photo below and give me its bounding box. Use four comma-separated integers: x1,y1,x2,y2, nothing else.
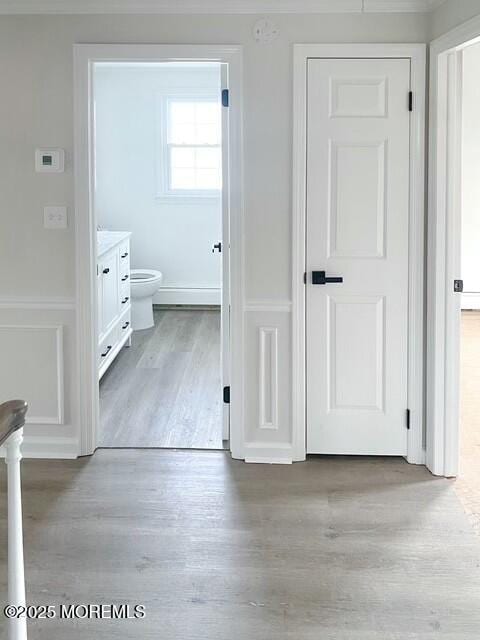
98,324,119,368
119,241,130,271
119,291,131,309
119,270,130,300
119,306,131,337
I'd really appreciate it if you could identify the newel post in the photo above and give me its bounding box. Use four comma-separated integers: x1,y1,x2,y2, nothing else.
1,400,28,640
5,429,27,640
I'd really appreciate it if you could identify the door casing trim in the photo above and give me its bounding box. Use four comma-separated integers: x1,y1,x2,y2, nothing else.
428,16,480,477
74,44,245,458
291,43,426,463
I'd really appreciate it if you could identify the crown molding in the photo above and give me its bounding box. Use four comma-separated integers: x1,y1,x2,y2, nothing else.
0,0,444,14
364,0,446,11
0,0,359,14
427,0,448,9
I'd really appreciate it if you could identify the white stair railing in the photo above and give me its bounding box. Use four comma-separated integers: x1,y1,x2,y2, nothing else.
1,400,28,640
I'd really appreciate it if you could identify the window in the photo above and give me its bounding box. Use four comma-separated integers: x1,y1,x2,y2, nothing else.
158,96,222,198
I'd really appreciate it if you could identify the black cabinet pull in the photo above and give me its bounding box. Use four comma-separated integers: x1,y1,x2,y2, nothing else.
121,275,129,281
121,252,129,259
102,268,110,274
121,296,129,304
122,321,130,330
312,271,344,285
101,345,112,357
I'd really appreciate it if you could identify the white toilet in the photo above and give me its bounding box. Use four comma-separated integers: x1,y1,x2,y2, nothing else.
130,269,163,331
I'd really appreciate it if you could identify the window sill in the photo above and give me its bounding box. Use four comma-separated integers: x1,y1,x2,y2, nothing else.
155,193,221,205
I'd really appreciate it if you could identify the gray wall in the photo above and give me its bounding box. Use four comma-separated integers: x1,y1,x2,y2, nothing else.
430,0,480,40
0,12,429,456
0,13,428,300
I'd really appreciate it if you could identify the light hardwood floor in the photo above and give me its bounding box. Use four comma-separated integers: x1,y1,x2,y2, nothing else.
1,451,480,639
456,311,480,532
99,308,224,449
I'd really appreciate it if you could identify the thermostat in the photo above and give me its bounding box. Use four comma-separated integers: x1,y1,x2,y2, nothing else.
35,148,65,173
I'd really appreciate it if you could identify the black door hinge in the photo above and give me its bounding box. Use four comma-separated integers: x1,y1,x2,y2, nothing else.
223,386,230,404
406,409,411,430
304,272,307,284
222,89,229,107
408,91,413,112
454,279,464,293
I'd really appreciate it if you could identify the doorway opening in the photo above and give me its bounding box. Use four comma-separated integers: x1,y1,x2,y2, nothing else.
428,20,480,478
455,41,480,524
74,45,244,458
93,61,227,449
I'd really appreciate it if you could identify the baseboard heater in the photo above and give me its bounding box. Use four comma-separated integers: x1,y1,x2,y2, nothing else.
153,287,221,306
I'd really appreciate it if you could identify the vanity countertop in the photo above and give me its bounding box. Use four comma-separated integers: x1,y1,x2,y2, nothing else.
97,230,132,258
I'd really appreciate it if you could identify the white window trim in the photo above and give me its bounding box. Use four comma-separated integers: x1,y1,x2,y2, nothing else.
155,87,222,202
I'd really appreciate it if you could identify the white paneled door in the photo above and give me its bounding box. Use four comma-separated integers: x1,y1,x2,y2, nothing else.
306,58,411,455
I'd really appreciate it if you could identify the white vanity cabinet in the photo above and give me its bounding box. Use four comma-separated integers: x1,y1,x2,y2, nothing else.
97,231,132,379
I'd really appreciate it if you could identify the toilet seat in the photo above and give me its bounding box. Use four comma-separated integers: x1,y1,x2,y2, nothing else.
130,269,163,283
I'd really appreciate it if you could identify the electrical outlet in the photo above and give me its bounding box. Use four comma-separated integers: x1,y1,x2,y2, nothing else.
44,206,67,229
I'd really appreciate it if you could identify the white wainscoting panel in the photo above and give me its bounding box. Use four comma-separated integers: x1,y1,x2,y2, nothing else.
0,325,64,424
0,297,75,310
0,302,78,458
244,302,292,463
259,327,279,430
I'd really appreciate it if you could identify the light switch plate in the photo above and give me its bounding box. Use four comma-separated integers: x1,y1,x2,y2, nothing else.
44,206,67,229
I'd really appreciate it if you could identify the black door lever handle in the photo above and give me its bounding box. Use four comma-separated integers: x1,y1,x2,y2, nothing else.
312,271,343,285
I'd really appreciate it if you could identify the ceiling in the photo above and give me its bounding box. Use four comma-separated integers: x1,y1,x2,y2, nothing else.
0,0,447,13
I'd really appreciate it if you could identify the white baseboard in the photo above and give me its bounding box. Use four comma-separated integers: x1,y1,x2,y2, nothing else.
153,287,221,306
462,293,480,310
0,434,79,459
242,442,293,464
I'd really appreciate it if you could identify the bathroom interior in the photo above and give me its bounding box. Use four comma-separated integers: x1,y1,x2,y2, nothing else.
93,61,226,450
